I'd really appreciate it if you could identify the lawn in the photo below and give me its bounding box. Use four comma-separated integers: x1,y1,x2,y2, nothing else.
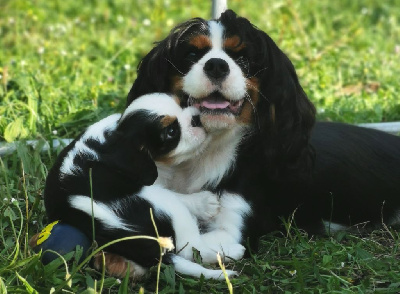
1,0,400,293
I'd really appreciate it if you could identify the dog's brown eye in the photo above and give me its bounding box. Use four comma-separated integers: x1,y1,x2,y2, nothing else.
167,126,177,138
185,51,198,62
184,47,208,62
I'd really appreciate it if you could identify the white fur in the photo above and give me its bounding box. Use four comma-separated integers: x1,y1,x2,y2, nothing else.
209,21,224,49
60,114,120,176
165,20,249,191
323,221,348,233
182,21,246,101
202,193,251,261
82,113,121,143
68,195,134,231
121,93,182,122
168,106,207,164
126,259,148,279
60,150,83,176
138,185,220,263
389,211,400,227
171,255,237,280
176,190,221,221
156,126,246,193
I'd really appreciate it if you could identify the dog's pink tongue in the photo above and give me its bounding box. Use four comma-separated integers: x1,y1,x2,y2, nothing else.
201,100,230,109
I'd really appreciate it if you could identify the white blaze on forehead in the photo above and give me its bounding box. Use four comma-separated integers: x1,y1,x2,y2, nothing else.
182,20,246,101
208,20,224,49
121,93,181,122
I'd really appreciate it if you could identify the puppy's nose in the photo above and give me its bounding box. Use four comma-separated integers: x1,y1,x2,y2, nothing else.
203,58,230,81
191,115,202,127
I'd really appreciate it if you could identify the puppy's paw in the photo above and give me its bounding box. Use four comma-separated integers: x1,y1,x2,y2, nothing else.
220,243,246,261
224,270,239,279
206,269,238,280
93,251,147,280
193,191,220,221
179,191,220,221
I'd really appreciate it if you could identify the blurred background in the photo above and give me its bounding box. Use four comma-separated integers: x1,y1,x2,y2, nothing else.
1,0,399,141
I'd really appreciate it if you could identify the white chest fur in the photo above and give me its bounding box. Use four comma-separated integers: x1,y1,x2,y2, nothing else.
155,126,246,193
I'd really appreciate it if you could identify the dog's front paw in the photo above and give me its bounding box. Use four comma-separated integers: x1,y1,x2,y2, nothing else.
219,243,246,261
179,191,220,221
194,191,220,221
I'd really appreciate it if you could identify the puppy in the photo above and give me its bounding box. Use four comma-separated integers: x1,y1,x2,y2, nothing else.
126,10,400,250
44,93,247,280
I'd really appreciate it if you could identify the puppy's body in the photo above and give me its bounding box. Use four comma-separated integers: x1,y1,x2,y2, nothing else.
44,94,246,279
126,10,400,249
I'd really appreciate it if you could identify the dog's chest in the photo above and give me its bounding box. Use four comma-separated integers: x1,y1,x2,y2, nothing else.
155,128,244,193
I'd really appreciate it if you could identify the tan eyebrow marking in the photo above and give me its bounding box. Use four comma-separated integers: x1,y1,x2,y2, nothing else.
224,35,246,52
189,35,212,49
160,115,177,127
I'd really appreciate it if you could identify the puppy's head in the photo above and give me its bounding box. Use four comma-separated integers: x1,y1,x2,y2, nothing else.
127,10,316,178
118,93,207,165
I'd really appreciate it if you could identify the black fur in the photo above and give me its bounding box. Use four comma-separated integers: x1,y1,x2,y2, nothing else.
126,10,400,251
44,111,179,267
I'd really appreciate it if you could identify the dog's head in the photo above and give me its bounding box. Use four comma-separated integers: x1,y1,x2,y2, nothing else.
117,93,207,165
127,10,316,178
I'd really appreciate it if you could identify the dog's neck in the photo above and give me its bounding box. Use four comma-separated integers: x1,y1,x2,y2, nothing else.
155,125,247,193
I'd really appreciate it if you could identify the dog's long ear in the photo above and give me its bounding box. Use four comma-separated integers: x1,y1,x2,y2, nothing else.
126,17,209,106
258,33,316,180
220,10,316,180
95,125,158,187
126,41,171,106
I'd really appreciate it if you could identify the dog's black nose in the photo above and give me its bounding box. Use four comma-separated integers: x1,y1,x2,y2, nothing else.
203,58,230,81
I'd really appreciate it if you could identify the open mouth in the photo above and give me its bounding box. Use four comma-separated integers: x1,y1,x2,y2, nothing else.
189,92,244,115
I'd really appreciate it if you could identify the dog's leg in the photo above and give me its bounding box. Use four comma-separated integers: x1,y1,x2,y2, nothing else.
139,185,220,263
93,251,147,280
201,192,251,261
176,191,220,221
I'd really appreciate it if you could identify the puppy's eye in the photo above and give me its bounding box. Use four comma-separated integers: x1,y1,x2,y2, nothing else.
166,125,178,138
162,123,180,141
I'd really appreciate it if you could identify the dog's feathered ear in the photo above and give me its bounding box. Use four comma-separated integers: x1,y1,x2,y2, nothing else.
126,17,209,106
96,125,158,187
220,10,316,180
126,42,171,106
257,32,316,180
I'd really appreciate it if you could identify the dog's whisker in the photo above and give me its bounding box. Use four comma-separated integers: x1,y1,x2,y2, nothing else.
165,58,185,75
245,81,270,103
246,67,268,79
244,93,261,130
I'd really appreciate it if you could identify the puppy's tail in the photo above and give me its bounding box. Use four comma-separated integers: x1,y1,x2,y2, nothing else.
167,254,238,280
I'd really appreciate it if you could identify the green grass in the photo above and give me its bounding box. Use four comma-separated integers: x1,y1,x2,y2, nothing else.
1,0,400,293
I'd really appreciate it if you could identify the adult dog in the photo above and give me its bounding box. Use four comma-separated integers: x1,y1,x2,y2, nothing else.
44,93,248,279
126,10,400,250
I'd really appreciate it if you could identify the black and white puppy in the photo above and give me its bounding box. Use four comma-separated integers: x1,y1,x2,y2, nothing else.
126,10,400,250
44,93,248,280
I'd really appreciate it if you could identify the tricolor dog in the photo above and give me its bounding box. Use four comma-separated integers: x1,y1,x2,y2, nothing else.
126,10,400,250
44,93,249,279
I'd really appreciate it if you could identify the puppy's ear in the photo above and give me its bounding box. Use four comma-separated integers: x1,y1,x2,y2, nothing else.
98,135,158,187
